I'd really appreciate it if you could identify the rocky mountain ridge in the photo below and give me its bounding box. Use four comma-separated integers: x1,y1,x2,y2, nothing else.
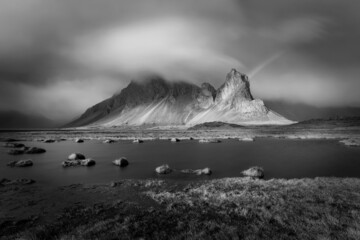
67,69,294,127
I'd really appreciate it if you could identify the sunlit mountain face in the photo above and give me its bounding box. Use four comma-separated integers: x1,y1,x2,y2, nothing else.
67,69,294,127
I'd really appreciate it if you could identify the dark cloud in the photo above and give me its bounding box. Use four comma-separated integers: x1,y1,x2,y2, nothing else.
0,0,359,120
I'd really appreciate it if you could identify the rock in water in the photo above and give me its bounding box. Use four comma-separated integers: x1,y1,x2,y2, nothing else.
7,159,33,167
155,164,172,174
62,158,95,167
0,178,35,185
196,167,212,175
103,139,115,143
44,139,56,143
3,142,25,148
75,138,84,143
7,149,25,155
68,153,86,160
239,137,254,142
80,159,96,166
62,160,80,167
182,167,212,175
339,138,360,147
133,139,144,143
242,166,264,179
113,157,129,167
25,147,46,154
199,139,221,143
171,138,180,142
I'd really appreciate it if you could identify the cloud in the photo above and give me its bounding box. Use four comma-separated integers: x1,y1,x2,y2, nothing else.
66,18,242,82
0,0,360,121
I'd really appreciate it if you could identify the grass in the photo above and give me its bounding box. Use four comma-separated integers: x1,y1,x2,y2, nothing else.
1,177,360,239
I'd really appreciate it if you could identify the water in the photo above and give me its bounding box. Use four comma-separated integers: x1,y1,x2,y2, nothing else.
1,138,360,186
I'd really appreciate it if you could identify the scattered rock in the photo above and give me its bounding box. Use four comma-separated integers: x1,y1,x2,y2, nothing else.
339,138,360,147
75,138,84,143
199,139,221,143
133,139,144,143
81,158,96,166
110,181,118,187
181,167,212,175
113,157,129,167
242,166,264,179
2,138,21,142
171,138,180,142
7,159,33,167
196,167,212,175
155,164,172,174
25,147,46,154
7,149,25,155
62,158,96,167
239,137,254,142
44,139,56,143
103,139,115,144
62,160,80,167
0,178,35,186
3,142,25,148
68,153,86,160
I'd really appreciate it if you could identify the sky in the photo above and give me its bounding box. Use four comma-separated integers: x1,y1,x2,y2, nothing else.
0,0,360,121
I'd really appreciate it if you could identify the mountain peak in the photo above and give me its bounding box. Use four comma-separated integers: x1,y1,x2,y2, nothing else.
228,68,249,82
215,69,253,106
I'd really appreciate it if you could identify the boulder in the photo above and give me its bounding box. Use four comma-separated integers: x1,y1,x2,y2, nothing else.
195,167,212,175
7,149,25,155
44,139,56,143
0,178,35,186
80,158,96,166
75,138,84,143
181,167,212,175
171,138,180,142
155,164,172,174
3,138,21,142
199,139,221,143
25,147,46,154
3,142,25,148
62,160,80,167
7,159,33,167
68,153,86,160
242,166,264,179
239,137,254,142
339,138,360,147
103,139,115,144
133,139,144,143
113,157,129,167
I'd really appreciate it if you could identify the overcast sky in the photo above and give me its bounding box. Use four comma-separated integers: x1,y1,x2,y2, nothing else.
0,0,359,121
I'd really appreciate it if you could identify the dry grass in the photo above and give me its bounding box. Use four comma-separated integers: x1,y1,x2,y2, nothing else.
1,177,360,240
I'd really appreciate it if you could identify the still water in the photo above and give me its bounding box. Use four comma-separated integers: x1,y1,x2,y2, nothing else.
1,138,360,186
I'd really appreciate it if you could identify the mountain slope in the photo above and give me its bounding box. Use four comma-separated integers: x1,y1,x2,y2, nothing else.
67,69,294,127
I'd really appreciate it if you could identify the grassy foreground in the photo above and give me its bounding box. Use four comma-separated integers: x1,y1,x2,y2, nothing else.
1,177,360,240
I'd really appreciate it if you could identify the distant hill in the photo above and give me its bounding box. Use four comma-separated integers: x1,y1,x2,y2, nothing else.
264,101,360,122
0,110,59,129
188,121,244,130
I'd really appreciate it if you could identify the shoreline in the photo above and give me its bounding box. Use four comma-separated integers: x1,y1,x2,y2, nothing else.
1,176,360,239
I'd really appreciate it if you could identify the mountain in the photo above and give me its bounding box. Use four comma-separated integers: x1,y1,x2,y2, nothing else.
67,69,294,127
0,110,58,129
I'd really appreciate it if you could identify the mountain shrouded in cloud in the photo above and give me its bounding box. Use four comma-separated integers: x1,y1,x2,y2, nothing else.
67,69,294,127
0,0,360,125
